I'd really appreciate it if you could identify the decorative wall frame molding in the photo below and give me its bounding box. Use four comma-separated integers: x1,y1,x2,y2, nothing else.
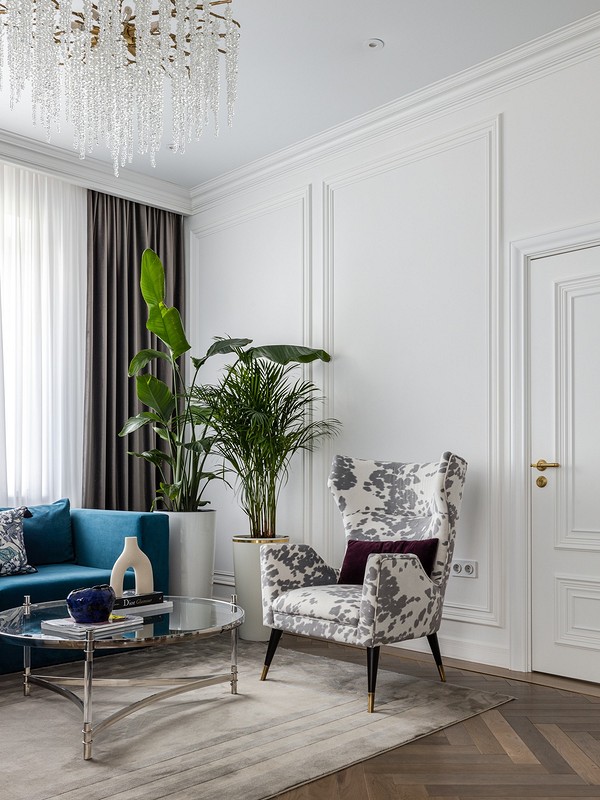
322,118,502,626
509,220,600,671
187,185,316,549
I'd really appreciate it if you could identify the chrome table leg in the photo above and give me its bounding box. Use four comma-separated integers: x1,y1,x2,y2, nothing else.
23,595,31,697
230,594,238,695
82,631,94,760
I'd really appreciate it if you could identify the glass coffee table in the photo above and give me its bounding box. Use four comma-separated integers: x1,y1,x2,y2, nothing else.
0,595,244,760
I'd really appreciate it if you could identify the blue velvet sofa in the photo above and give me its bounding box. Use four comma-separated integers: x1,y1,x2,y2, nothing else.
0,502,169,675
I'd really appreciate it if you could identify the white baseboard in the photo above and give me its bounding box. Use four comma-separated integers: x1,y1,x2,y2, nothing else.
390,636,511,671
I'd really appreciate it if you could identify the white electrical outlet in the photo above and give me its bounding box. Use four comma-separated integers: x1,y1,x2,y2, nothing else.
451,559,478,578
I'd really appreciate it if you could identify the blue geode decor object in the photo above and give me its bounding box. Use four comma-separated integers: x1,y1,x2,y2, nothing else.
66,584,116,623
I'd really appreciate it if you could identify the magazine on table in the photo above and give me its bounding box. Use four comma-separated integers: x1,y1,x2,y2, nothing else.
112,591,164,610
117,600,174,616
40,614,145,639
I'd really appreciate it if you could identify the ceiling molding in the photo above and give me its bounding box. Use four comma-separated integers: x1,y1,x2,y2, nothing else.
1,11,599,217
190,10,600,214
0,130,192,215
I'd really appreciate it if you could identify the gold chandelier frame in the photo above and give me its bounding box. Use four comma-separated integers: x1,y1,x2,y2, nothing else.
0,0,240,62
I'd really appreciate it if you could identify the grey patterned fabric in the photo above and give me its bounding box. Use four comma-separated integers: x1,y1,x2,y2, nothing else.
260,452,467,648
0,508,37,577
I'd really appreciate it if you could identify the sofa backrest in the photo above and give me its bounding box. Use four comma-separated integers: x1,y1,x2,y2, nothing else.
0,499,74,565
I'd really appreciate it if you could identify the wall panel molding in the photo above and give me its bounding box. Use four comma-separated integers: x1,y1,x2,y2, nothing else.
322,118,502,626
188,185,315,548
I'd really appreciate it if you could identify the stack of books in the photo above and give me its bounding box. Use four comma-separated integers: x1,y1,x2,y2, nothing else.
113,590,174,616
41,614,145,639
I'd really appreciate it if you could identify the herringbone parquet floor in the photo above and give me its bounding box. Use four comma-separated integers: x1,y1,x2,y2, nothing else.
274,636,600,800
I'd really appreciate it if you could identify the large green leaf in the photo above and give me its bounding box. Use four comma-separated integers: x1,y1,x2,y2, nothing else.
206,337,253,358
145,304,190,359
136,374,175,420
161,306,190,359
140,249,165,307
128,449,174,468
140,250,190,358
118,411,162,437
247,344,331,364
128,348,170,376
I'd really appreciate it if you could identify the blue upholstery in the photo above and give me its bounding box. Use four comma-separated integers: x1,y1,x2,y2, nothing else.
25,498,74,564
71,509,169,589
0,508,169,674
0,564,136,610
0,499,75,565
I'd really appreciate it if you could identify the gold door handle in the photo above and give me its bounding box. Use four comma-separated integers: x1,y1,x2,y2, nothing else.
530,459,560,471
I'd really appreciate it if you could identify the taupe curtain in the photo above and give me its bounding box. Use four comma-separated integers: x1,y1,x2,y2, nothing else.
83,191,185,510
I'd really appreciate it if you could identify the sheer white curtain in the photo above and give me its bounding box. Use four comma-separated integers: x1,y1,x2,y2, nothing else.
0,164,87,506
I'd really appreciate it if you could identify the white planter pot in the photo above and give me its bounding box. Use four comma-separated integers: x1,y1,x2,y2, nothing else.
166,510,216,599
232,535,289,641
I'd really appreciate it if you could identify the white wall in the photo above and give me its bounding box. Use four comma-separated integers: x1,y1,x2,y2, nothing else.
187,19,600,669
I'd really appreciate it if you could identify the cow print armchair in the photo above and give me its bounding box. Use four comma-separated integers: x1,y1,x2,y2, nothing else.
259,452,468,712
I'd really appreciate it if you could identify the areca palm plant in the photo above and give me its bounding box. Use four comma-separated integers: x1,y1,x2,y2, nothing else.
198,352,340,537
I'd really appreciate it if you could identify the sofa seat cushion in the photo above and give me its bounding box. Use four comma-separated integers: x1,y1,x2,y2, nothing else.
0,564,136,610
272,584,362,627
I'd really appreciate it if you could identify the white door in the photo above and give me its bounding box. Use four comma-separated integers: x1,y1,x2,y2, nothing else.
530,244,600,683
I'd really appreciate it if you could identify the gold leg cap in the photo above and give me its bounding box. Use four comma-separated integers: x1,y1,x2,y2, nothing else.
368,692,375,713
260,665,269,681
437,664,446,682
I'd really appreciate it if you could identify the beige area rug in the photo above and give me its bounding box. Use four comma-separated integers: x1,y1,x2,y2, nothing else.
0,637,512,800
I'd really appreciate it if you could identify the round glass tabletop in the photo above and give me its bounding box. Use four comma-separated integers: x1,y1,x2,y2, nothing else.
0,596,244,649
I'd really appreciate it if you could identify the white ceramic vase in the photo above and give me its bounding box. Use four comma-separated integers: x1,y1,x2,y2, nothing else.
110,536,154,597
166,510,216,599
232,535,289,641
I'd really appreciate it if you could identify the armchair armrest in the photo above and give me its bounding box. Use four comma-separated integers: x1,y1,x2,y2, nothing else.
260,543,338,626
357,552,442,647
70,509,170,594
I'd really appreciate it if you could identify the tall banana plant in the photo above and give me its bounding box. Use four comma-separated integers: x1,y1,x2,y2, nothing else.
119,248,334,512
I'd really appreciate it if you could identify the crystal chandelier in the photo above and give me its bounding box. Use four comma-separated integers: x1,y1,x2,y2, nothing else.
0,0,240,176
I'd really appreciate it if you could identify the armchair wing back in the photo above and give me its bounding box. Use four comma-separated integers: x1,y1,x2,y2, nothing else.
260,451,468,712
328,451,467,589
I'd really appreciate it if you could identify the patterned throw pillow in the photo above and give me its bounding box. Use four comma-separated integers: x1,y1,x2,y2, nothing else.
0,508,37,576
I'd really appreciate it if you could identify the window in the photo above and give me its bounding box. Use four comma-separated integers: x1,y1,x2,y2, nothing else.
0,164,87,506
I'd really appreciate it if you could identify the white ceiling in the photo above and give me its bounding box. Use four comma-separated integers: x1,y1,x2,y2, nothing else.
2,0,600,190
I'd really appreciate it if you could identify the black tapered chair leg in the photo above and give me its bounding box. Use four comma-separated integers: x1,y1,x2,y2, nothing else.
427,632,446,682
260,628,283,680
366,646,380,713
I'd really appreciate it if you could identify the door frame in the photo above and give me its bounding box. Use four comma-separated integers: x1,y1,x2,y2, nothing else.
509,220,600,673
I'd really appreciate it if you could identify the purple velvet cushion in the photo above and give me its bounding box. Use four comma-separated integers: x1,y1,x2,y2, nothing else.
338,538,439,585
